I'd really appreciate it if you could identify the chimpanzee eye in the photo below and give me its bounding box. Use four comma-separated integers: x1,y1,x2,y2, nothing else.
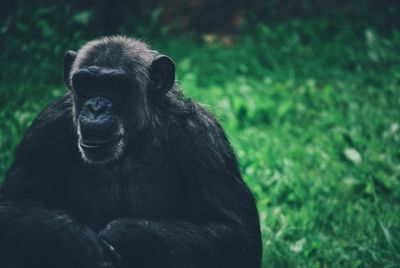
73,82,91,97
72,72,92,96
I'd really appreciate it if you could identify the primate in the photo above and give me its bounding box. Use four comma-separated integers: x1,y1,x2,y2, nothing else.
0,36,262,268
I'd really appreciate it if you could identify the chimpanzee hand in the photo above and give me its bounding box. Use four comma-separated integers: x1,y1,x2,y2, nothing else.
100,237,124,268
46,219,118,268
99,218,165,268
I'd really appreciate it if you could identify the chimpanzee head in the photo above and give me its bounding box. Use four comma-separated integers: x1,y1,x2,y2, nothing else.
63,36,175,165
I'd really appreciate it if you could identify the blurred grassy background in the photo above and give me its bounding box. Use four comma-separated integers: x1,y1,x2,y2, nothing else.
1,1,400,267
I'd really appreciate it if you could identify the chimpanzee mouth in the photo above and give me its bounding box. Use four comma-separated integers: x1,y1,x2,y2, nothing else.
79,135,123,149
77,119,126,165
78,133,125,165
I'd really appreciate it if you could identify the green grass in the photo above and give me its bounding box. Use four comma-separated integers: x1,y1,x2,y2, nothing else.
1,21,400,267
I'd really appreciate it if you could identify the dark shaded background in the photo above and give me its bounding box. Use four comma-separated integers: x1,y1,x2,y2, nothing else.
1,0,399,87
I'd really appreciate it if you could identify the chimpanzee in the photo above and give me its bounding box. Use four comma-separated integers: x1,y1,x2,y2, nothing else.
0,36,262,268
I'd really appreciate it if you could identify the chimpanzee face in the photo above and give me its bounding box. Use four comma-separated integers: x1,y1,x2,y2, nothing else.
63,37,175,165
70,65,130,165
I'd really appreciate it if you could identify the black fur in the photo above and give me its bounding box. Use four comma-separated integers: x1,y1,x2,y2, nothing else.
0,36,262,268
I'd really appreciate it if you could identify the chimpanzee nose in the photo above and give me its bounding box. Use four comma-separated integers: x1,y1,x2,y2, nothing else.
79,97,118,143
89,98,105,113
83,97,112,118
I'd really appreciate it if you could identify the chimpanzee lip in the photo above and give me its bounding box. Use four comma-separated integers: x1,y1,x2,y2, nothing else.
80,135,122,149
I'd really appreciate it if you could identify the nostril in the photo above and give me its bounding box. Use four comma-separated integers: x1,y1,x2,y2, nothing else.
92,100,104,112
94,98,100,109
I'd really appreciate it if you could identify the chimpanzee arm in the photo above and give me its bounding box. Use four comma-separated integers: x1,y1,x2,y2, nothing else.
0,200,115,268
0,96,116,268
99,109,262,268
100,218,260,268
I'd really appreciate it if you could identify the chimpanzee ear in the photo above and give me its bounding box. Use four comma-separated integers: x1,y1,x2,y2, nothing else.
149,55,175,95
63,50,77,89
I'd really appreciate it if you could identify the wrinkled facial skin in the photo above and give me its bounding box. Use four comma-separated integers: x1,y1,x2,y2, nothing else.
71,67,134,165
